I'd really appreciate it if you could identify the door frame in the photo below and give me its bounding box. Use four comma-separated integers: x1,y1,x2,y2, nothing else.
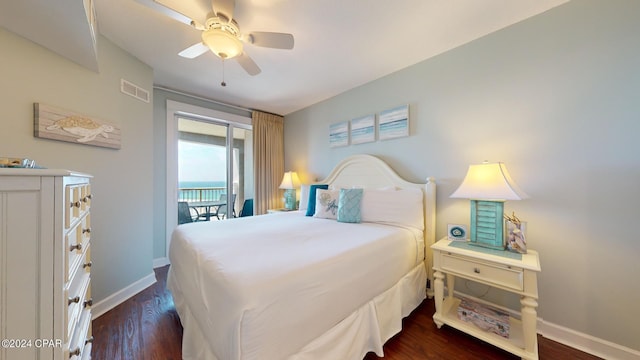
165,100,251,257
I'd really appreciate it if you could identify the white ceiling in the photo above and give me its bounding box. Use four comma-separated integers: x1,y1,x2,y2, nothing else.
4,0,569,115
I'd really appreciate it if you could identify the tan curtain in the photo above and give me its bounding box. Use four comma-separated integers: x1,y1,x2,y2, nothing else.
252,111,284,215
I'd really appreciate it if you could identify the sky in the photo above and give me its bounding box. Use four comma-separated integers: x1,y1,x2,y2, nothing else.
178,140,226,182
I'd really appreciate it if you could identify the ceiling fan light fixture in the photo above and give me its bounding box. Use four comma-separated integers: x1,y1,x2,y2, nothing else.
202,28,243,59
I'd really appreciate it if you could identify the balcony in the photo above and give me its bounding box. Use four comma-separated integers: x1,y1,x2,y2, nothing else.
178,187,226,202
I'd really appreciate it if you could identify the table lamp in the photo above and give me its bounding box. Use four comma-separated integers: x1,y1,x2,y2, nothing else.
279,171,301,210
450,161,528,250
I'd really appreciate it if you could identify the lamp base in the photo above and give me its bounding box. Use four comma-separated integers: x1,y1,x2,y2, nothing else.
283,189,296,210
469,200,505,250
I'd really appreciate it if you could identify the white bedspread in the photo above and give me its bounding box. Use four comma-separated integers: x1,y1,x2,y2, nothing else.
168,211,424,360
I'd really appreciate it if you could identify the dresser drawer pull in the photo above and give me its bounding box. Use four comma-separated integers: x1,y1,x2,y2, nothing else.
474,268,481,274
71,201,82,208
69,347,81,357
83,261,92,269
82,228,91,234
68,296,80,305
82,195,92,203
85,336,94,345
84,298,93,308
70,243,83,252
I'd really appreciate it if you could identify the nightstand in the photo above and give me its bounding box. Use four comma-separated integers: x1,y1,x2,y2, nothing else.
431,238,541,360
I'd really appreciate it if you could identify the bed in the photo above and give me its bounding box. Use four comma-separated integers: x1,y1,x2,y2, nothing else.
167,154,436,360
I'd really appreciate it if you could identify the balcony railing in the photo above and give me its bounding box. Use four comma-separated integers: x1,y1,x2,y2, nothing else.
178,187,226,202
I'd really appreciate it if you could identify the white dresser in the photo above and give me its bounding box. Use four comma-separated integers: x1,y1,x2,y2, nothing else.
0,169,93,360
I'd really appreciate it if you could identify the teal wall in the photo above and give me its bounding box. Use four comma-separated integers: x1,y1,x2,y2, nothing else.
285,0,640,352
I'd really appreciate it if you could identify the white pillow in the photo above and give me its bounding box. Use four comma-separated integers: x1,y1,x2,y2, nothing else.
313,189,339,219
360,188,424,230
299,184,310,211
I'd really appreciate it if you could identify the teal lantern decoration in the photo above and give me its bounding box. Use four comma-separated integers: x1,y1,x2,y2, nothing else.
450,162,528,250
279,171,301,210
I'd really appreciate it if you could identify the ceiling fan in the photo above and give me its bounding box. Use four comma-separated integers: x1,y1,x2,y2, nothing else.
149,0,294,78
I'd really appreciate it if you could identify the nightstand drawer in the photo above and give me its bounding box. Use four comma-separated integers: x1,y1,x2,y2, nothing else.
442,253,523,291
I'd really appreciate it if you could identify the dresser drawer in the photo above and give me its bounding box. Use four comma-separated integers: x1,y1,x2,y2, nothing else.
65,273,91,343
66,241,92,285
66,214,91,283
65,184,91,229
80,184,92,212
441,253,524,291
69,308,92,360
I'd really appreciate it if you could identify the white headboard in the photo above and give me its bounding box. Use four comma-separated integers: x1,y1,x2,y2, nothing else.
318,154,436,297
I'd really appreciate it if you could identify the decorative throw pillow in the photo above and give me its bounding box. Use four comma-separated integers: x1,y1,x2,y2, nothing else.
337,188,363,223
298,184,310,211
305,184,329,216
313,189,339,219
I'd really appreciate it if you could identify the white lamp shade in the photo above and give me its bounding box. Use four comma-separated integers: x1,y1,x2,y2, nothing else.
279,171,301,190
450,162,528,201
202,28,243,59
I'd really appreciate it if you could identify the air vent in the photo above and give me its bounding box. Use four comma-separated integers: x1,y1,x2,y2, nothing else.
120,79,150,103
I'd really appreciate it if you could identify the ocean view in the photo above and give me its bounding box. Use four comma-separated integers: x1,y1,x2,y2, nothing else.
179,181,226,189
178,181,227,202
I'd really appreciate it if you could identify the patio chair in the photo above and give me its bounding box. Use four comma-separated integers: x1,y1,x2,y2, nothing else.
178,201,199,224
239,199,253,217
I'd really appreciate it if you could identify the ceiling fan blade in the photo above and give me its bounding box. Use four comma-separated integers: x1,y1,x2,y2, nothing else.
153,0,211,25
211,0,235,20
179,42,210,59
236,52,261,76
247,32,294,50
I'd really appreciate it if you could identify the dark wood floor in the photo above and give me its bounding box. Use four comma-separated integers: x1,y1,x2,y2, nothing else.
93,266,602,360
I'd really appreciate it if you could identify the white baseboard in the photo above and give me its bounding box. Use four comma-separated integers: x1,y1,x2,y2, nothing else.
538,320,640,360
153,257,170,268
453,290,640,360
91,272,157,320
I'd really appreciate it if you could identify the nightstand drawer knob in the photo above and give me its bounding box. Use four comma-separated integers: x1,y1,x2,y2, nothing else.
474,268,481,274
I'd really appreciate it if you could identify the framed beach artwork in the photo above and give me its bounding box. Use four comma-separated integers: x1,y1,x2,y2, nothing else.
329,121,349,148
350,114,376,145
378,104,409,140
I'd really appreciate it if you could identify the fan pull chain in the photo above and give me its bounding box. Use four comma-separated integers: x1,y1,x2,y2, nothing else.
221,57,227,87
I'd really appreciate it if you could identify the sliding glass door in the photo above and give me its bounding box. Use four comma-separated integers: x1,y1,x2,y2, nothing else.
177,116,252,222
166,100,253,255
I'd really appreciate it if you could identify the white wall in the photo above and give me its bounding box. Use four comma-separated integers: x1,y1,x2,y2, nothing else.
0,29,155,304
285,0,640,355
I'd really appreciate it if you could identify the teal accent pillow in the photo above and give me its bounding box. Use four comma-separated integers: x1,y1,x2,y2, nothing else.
337,188,363,223
305,184,329,216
